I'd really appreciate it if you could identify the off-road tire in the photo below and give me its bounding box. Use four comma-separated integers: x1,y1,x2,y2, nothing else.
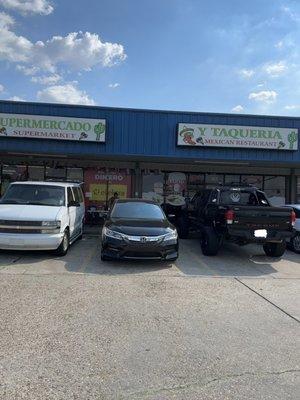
291,234,300,254
263,241,286,257
201,226,220,256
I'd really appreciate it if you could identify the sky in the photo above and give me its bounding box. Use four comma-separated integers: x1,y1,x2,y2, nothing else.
0,0,300,116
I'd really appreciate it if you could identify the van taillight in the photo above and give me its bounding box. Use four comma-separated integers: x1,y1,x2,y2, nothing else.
291,211,296,226
225,209,235,224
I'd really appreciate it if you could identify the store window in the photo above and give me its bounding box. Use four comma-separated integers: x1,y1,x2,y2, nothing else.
28,166,44,181
165,172,187,206
264,176,286,206
1,165,27,195
142,172,164,204
46,167,66,180
67,168,83,182
206,173,224,188
224,174,240,186
241,175,263,189
188,174,205,199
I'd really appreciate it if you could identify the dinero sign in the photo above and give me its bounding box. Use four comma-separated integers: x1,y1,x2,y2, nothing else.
177,123,298,151
0,113,106,143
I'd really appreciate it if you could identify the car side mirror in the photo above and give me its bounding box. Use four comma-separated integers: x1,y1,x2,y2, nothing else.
68,200,80,207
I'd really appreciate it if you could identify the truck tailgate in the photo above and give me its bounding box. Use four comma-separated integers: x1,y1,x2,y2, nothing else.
232,206,291,228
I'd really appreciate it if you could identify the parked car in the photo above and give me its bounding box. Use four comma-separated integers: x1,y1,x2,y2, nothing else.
284,204,300,253
171,185,295,257
0,181,85,256
101,199,178,261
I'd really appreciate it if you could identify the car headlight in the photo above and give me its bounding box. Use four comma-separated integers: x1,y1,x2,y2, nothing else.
164,230,178,241
42,221,60,227
102,227,124,240
41,220,61,234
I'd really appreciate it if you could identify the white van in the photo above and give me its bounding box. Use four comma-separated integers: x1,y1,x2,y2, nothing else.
0,181,85,256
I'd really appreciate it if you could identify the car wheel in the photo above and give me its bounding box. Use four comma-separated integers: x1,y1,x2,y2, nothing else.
55,229,70,256
176,216,189,239
291,233,300,254
201,227,220,256
263,241,286,257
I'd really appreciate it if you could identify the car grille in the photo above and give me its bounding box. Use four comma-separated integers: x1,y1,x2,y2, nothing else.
0,220,44,234
0,228,42,234
124,251,162,259
0,220,43,226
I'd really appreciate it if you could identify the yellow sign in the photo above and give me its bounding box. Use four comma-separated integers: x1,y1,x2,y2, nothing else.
90,184,128,201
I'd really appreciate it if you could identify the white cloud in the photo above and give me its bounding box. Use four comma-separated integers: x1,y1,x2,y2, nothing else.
275,40,283,49
31,73,61,85
33,32,127,72
284,105,300,110
0,0,53,16
231,105,244,113
281,6,300,22
0,83,4,92
37,83,95,105
248,90,277,103
1,19,127,73
108,82,120,88
9,95,25,101
263,61,287,77
238,69,255,79
16,65,40,75
0,12,33,62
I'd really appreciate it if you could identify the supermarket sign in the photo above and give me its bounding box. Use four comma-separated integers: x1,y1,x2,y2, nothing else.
0,113,106,143
177,123,298,150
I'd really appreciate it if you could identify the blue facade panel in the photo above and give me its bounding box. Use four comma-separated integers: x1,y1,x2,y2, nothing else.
0,100,300,164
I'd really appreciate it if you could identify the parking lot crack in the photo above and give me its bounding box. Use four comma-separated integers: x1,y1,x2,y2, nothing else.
235,278,300,323
120,369,300,399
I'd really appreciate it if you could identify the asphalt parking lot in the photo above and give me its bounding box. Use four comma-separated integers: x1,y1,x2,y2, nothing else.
0,235,299,399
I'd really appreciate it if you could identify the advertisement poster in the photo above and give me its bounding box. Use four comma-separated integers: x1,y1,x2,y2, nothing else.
84,168,132,209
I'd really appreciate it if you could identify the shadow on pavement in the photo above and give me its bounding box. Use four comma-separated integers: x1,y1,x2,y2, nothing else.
176,237,299,277
0,234,299,277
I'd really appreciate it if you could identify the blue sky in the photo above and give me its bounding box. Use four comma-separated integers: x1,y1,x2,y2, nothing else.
0,0,300,115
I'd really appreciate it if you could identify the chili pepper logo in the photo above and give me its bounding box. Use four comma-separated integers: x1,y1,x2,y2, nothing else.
277,141,285,149
0,127,7,136
179,126,196,145
79,132,88,140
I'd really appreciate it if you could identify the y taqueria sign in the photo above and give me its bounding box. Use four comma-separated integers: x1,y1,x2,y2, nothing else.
177,123,298,150
0,113,106,143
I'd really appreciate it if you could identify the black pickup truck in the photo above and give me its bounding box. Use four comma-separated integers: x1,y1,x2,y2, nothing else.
169,186,296,257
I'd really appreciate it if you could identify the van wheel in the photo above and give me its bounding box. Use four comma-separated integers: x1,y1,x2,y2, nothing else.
263,241,286,257
55,230,70,256
176,216,189,239
201,227,220,256
291,234,300,254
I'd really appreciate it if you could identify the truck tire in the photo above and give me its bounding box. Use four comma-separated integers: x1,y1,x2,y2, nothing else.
201,227,220,256
263,241,286,257
176,216,189,239
291,233,300,254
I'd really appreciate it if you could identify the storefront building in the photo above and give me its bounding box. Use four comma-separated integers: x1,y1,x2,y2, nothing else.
0,100,300,217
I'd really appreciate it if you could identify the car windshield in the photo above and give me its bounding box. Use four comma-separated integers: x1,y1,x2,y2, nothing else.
0,184,65,207
111,202,165,220
220,189,269,206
